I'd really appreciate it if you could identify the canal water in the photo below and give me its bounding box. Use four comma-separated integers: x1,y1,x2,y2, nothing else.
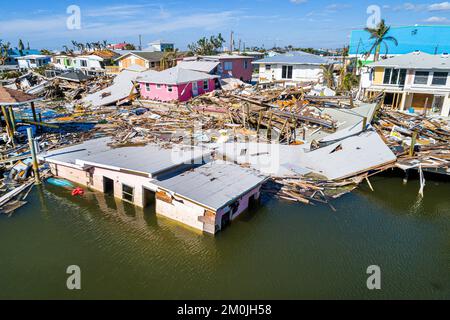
1,171,449,299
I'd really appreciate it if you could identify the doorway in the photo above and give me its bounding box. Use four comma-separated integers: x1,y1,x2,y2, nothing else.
192,82,199,96
432,95,445,115
103,177,114,194
142,188,155,208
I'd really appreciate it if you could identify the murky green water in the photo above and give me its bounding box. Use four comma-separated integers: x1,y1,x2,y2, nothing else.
1,171,449,299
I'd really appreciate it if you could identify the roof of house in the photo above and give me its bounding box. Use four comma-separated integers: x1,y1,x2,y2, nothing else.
37,137,211,178
0,86,40,106
137,66,219,85
115,51,165,62
202,53,254,60
177,60,220,73
7,49,41,58
16,55,50,60
89,50,120,60
368,51,450,70
56,71,90,83
252,51,330,65
155,160,268,211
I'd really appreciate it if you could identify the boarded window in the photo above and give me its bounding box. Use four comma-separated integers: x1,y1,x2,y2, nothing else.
122,184,134,203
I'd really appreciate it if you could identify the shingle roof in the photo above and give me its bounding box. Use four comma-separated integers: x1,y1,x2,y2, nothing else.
253,51,330,65
137,66,219,85
0,86,39,106
155,161,268,210
368,51,450,70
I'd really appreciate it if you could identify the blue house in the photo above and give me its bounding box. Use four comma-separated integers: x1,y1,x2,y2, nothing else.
2,49,42,66
349,25,450,63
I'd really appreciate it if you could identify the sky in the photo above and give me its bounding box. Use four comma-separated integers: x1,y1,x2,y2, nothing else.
0,0,450,50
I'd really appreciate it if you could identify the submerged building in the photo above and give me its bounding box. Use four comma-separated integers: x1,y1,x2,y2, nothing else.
38,138,266,234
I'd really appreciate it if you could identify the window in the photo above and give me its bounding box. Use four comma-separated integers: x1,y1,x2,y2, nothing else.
383,68,406,85
282,65,293,79
145,83,150,91
80,60,88,67
203,80,209,90
122,184,134,203
383,69,391,84
167,85,173,92
414,71,429,85
265,64,271,71
244,60,248,69
151,62,155,68
432,72,448,86
224,61,233,71
156,84,161,89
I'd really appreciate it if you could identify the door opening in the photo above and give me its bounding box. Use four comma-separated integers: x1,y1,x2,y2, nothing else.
103,177,114,194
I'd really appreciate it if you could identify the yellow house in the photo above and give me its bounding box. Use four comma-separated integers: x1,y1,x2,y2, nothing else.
114,51,165,71
362,51,450,117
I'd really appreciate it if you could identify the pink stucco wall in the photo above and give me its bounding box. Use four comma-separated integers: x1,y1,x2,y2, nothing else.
139,78,216,102
219,57,253,82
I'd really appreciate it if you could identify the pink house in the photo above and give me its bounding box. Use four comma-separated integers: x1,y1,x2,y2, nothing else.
137,66,219,102
201,54,254,82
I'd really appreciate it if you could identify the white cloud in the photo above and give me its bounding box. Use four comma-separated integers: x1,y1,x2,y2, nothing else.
290,0,308,4
424,16,449,22
428,2,450,11
326,3,352,10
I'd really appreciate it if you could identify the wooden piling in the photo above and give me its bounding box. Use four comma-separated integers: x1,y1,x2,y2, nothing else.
409,131,417,157
26,127,41,184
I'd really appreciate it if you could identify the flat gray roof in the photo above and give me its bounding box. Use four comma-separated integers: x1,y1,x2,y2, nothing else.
38,137,210,178
155,161,268,210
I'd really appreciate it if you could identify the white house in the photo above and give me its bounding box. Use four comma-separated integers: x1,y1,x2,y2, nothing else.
361,51,450,117
73,55,106,75
145,40,174,52
252,51,330,86
17,55,51,70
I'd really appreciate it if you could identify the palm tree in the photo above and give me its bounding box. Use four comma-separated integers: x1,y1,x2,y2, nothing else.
364,19,398,62
339,46,349,88
320,64,335,89
0,40,11,65
18,39,25,56
71,40,78,51
160,49,179,70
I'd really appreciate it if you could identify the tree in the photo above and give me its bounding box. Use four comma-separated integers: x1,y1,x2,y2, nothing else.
364,19,398,62
124,43,136,50
0,40,11,65
188,33,225,55
339,45,349,88
320,64,335,89
341,73,359,92
40,49,52,55
18,39,25,55
160,48,179,70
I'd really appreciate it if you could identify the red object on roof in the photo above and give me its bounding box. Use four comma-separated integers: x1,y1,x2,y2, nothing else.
108,43,128,50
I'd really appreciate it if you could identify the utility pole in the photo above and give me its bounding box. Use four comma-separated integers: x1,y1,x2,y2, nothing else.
230,31,234,52
238,39,241,52
139,35,142,51
27,127,41,184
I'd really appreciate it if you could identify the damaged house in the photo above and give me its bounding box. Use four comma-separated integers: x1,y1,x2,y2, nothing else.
361,51,450,117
